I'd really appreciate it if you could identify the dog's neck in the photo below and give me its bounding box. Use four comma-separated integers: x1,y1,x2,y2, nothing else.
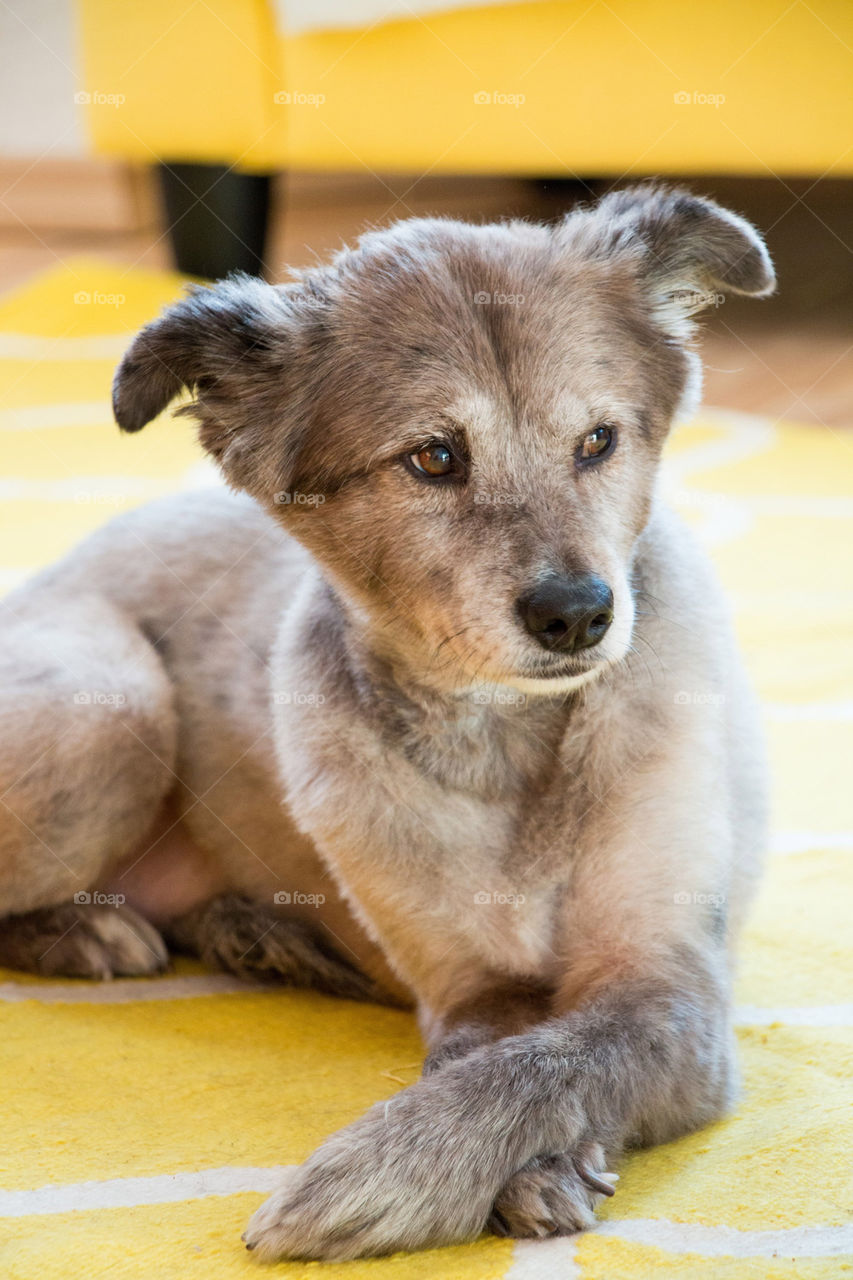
317,577,583,800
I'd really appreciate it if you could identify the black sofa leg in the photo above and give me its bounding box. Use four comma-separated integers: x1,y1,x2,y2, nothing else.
157,163,273,279
532,177,601,217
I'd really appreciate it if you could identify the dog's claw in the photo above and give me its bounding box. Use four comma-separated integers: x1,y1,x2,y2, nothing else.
489,1209,512,1237
574,1159,618,1197
490,1140,617,1239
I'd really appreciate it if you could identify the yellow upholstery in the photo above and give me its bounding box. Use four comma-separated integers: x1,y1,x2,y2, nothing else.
76,1,853,175
0,262,851,1277
76,0,285,170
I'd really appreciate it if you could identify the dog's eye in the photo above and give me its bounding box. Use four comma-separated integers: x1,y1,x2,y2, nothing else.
578,425,616,464
409,443,455,478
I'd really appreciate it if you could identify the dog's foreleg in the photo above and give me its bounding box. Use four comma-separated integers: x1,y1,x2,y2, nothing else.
243,940,730,1259
420,975,554,1073
244,741,742,1260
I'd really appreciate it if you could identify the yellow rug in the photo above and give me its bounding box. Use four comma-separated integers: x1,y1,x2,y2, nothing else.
0,263,851,1279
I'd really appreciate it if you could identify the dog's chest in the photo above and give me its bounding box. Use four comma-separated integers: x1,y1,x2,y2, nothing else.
418,788,564,973
382,706,568,972
275,671,574,984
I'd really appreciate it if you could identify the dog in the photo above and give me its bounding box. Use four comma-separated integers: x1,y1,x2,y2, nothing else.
0,185,773,1260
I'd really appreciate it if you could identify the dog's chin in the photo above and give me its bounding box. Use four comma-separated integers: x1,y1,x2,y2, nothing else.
499,660,606,697
452,655,609,701
475,629,632,698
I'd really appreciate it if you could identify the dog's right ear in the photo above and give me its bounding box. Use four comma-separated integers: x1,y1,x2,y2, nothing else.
564,184,775,338
113,274,317,493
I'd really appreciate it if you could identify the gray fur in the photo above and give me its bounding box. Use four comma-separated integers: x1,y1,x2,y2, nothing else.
0,185,772,1259
164,894,393,1002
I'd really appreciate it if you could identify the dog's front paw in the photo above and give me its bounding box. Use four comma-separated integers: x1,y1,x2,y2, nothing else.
489,1141,618,1239
242,1165,366,1262
242,1123,489,1261
242,1048,601,1260
242,1073,497,1260
242,1137,443,1262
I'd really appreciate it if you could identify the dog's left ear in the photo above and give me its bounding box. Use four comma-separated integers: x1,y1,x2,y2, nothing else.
571,185,775,331
113,273,319,494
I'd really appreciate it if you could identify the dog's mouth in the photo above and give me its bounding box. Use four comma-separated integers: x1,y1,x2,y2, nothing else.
496,651,609,695
525,652,603,679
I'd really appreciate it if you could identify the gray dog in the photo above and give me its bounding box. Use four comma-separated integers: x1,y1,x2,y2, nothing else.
0,185,773,1260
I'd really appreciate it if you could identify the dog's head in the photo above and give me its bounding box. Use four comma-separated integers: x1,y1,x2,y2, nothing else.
113,185,773,696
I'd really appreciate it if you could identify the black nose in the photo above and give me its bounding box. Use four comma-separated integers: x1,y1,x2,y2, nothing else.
517,574,614,653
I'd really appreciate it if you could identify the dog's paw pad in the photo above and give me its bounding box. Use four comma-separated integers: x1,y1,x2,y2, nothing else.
489,1141,617,1238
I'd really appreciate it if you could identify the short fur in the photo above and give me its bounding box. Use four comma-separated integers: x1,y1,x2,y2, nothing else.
0,186,773,1259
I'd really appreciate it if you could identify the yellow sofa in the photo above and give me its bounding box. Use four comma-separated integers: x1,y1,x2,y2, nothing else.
77,0,852,177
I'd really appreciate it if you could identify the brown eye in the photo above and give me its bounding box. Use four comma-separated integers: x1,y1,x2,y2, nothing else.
578,424,615,463
409,442,455,477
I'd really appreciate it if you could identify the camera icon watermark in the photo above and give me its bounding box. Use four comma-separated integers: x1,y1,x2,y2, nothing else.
73,890,126,906
73,690,127,707
273,490,325,507
670,287,725,309
272,690,326,707
474,90,525,107
273,890,326,907
74,290,125,307
473,492,523,507
74,491,127,506
673,890,726,907
673,690,727,707
473,889,526,907
471,688,527,706
74,90,125,108
674,90,726,108
273,90,325,107
473,291,525,306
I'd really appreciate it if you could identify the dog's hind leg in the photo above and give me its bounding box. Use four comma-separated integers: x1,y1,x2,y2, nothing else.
0,590,178,977
0,900,169,979
164,895,389,1003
